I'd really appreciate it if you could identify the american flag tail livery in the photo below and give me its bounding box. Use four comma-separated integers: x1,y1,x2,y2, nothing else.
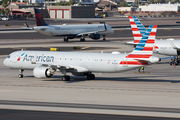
129,16,146,43
34,8,48,26
120,25,159,66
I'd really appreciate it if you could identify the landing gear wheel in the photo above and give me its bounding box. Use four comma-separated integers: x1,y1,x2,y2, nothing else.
103,35,106,41
80,38,85,42
87,74,95,80
62,76,70,81
64,37,69,42
18,69,24,78
18,74,23,78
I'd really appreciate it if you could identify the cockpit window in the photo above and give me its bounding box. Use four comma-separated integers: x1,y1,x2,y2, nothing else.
7,55,10,58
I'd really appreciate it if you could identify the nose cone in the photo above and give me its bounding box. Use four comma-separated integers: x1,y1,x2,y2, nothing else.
111,28,114,34
109,27,114,34
3,58,8,67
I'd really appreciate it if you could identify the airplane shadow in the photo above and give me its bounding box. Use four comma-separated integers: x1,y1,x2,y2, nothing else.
33,75,180,83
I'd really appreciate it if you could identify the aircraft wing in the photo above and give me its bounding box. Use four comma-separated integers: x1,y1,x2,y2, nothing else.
77,29,106,36
125,41,138,45
32,62,89,73
77,23,107,36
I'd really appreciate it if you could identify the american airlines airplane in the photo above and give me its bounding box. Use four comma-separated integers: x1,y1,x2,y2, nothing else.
3,25,160,81
31,8,114,42
127,16,180,65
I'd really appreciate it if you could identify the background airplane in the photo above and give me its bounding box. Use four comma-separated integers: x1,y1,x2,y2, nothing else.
3,25,159,81
127,16,180,65
28,8,114,42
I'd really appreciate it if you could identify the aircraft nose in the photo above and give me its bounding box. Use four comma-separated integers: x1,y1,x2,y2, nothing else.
111,28,114,33
3,58,8,66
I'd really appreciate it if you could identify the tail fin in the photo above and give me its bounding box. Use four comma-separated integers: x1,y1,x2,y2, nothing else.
129,16,146,43
126,25,157,60
120,25,158,66
34,8,48,26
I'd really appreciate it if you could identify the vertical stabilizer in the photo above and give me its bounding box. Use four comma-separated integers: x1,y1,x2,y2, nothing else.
120,25,158,66
34,8,48,26
129,16,146,43
131,25,157,55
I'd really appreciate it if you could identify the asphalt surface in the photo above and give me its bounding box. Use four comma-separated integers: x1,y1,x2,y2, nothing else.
1,109,178,120
0,29,180,40
0,100,179,113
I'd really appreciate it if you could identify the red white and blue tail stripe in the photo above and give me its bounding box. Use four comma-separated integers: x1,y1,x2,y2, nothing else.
129,16,146,43
120,25,158,66
131,25,157,55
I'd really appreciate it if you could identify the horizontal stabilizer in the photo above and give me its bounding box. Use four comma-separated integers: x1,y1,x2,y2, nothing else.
23,22,33,30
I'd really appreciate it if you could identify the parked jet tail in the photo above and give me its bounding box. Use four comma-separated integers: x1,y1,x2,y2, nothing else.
120,25,158,65
34,8,48,26
129,16,146,43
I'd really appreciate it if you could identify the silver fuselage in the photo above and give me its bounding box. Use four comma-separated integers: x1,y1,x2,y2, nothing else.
33,24,114,37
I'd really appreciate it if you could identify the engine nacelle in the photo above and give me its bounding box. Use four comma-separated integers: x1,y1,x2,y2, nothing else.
89,33,101,40
33,66,53,78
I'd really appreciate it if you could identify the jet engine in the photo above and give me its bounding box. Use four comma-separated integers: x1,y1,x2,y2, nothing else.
33,66,55,78
89,33,101,40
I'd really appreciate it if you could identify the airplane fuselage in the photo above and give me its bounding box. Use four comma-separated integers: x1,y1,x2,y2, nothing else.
33,24,114,37
153,40,180,56
3,51,157,74
126,39,180,56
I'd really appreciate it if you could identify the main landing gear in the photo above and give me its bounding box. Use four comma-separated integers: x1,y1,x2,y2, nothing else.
62,74,95,81
64,37,69,42
61,69,70,81
103,35,106,41
18,69,24,78
80,37,85,42
62,75,70,81
87,73,95,80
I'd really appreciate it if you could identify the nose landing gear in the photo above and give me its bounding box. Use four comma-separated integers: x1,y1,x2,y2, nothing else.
18,69,24,78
